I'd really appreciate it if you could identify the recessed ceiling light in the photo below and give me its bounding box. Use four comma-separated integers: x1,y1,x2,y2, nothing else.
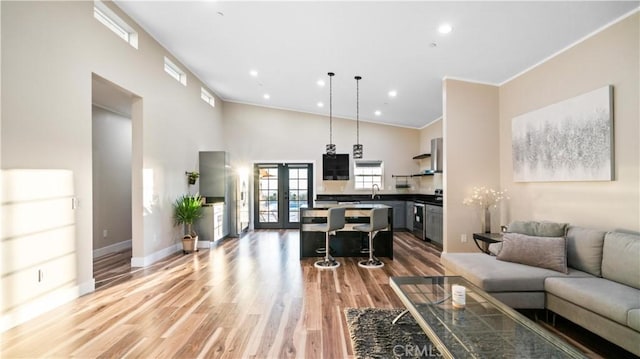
438,23,453,34
317,79,325,87
388,90,397,98
374,110,382,116
263,94,270,99
250,70,258,77
317,102,324,108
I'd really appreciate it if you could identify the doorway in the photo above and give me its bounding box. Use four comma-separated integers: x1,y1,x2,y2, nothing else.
91,75,134,287
254,163,313,229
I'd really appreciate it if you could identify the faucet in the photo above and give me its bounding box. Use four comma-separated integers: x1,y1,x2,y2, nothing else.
371,184,380,200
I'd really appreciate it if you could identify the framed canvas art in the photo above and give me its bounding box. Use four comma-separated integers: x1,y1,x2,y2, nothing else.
512,85,613,182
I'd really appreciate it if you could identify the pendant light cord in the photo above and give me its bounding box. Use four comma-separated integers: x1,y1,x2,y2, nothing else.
329,72,334,145
356,76,360,144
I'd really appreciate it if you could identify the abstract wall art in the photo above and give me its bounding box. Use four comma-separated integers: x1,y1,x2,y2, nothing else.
512,85,613,182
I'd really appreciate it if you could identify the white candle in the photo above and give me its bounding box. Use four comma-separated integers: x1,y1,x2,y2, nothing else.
452,285,466,309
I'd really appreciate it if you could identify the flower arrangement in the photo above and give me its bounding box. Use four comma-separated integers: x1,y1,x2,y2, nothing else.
463,187,508,209
463,187,509,233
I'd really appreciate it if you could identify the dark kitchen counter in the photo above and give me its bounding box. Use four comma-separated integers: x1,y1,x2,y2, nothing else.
316,193,443,207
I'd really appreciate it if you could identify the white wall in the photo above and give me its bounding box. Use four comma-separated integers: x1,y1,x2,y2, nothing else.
92,106,132,252
499,12,639,232
442,79,500,253
440,12,640,254
1,170,79,331
1,0,224,327
222,102,421,195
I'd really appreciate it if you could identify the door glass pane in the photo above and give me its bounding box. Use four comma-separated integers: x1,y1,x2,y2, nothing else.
288,167,308,223
258,166,278,223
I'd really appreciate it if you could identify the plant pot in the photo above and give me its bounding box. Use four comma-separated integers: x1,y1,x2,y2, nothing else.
181,235,199,253
188,178,197,185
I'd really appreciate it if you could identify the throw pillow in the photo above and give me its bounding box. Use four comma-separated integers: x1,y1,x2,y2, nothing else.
601,231,640,289
488,242,502,256
507,221,569,237
497,233,568,273
566,226,606,277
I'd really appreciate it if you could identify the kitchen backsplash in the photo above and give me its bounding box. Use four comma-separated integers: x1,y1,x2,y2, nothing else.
318,174,442,195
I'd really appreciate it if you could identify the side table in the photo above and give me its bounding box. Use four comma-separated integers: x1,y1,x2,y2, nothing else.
472,232,503,254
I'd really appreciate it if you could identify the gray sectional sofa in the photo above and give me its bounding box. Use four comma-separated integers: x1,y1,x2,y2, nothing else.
440,223,640,356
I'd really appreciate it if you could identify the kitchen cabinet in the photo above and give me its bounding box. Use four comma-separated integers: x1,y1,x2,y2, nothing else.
196,202,225,242
389,201,406,229
425,204,443,246
199,151,228,198
361,200,405,229
199,151,230,238
405,201,414,230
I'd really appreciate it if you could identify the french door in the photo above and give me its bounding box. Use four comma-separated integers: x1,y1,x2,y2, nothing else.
254,163,313,229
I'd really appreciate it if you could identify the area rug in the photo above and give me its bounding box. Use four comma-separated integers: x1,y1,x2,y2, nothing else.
344,308,440,359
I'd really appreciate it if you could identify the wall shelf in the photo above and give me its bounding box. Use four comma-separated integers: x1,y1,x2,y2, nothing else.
412,153,431,160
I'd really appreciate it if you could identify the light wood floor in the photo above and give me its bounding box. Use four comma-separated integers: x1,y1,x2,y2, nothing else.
1,230,631,358
1,230,443,358
94,248,133,289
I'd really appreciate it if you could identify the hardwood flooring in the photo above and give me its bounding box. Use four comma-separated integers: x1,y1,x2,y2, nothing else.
93,248,133,289
0,230,633,358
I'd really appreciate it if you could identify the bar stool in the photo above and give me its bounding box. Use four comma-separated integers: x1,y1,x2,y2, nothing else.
309,207,346,269
354,207,388,269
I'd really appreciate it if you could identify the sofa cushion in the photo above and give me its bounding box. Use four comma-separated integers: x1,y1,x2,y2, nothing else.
566,226,606,277
602,232,640,289
507,220,569,237
441,252,589,293
545,277,640,327
628,309,640,332
497,233,568,273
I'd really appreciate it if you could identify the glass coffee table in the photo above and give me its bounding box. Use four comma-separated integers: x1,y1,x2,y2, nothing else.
390,276,587,358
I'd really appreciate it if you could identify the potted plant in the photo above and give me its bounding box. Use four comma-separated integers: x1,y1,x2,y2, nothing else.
186,171,199,185
173,193,204,253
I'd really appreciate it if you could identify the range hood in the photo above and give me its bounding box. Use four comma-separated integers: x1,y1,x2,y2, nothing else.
431,137,443,173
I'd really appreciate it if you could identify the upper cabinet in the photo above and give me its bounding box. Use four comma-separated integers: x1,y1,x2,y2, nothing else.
199,151,228,198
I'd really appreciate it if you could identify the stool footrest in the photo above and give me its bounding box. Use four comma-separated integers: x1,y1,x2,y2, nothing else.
314,259,340,269
358,258,384,269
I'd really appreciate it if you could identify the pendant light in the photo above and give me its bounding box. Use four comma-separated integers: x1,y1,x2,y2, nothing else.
353,75,363,159
325,72,336,155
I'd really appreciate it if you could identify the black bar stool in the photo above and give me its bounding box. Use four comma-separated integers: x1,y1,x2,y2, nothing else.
309,206,346,269
354,207,388,268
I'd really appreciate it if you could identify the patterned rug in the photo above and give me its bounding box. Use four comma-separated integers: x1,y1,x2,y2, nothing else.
344,308,440,359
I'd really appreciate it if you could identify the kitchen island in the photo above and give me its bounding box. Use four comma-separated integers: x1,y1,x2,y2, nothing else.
300,204,393,259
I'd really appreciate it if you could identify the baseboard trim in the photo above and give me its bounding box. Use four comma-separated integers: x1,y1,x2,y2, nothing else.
78,279,95,296
197,240,212,249
1,284,83,333
93,239,132,258
131,243,180,268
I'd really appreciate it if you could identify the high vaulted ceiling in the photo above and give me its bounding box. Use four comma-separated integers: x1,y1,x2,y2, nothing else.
115,1,638,129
